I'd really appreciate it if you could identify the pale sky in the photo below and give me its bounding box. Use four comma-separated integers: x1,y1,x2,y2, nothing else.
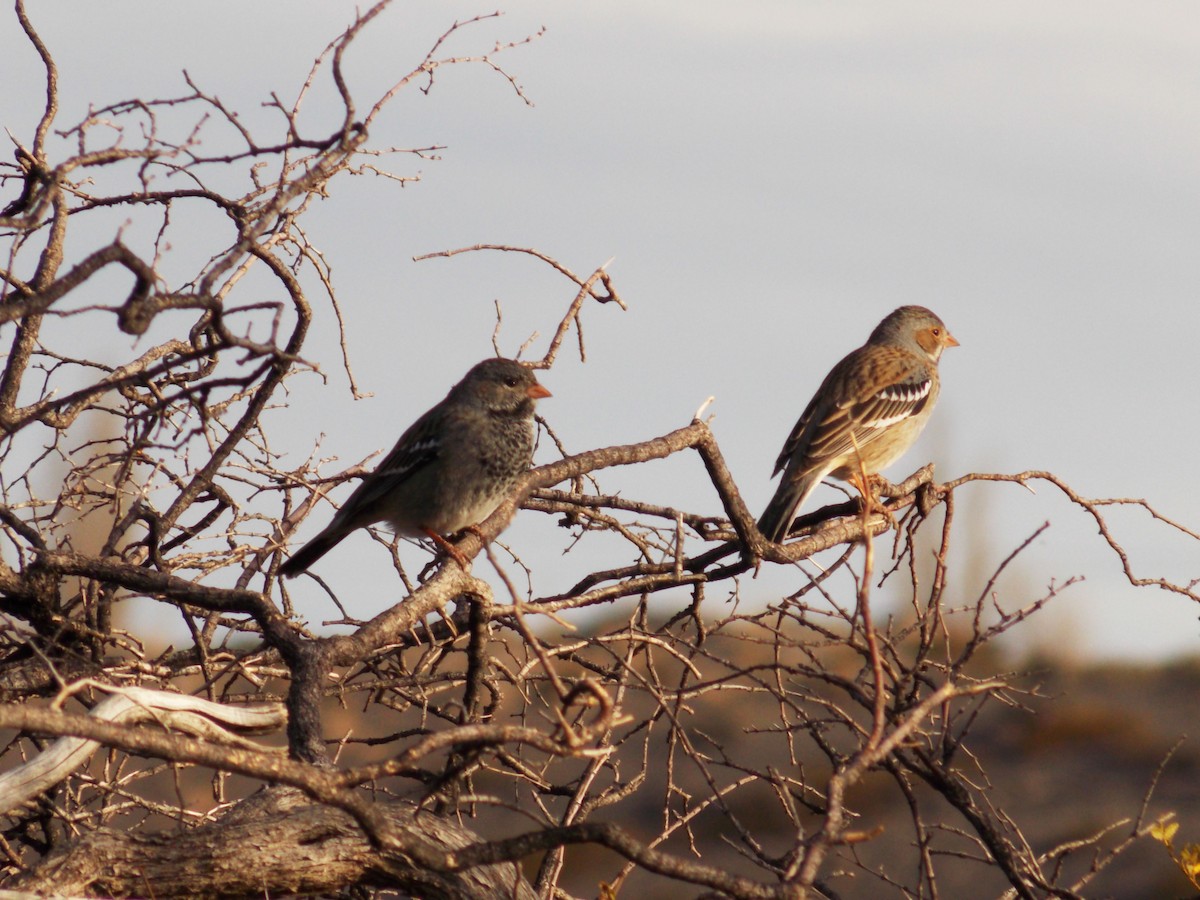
3,1,1198,660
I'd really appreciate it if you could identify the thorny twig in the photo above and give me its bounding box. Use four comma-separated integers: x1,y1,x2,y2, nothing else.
0,2,1195,898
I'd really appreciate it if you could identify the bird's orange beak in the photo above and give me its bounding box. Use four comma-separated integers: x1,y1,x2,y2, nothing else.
528,383,552,399
945,331,960,348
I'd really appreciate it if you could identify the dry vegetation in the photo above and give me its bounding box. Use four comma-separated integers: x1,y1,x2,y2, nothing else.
1,2,1198,897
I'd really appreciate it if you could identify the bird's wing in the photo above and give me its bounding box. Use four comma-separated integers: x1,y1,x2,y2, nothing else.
332,406,443,526
774,346,933,476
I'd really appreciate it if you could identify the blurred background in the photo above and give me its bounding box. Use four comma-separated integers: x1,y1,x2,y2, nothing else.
2,0,1197,661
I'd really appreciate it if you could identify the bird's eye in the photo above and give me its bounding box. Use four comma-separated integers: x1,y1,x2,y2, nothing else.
505,377,519,388
931,327,941,337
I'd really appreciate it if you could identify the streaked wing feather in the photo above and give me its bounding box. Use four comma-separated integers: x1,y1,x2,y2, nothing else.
808,376,930,463
772,392,823,475
335,411,442,522
778,345,933,474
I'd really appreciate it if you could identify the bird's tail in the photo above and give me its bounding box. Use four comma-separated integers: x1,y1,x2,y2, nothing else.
756,474,820,544
279,528,347,578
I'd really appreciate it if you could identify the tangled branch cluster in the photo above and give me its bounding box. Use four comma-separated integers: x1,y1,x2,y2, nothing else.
0,3,1196,898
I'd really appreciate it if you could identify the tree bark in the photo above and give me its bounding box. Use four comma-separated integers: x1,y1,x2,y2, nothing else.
13,788,536,900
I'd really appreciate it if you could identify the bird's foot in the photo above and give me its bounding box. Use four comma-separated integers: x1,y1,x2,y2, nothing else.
424,528,472,571
849,474,896,527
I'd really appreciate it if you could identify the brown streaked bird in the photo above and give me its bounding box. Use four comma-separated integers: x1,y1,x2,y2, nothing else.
758,305,958,543
280,358,550,577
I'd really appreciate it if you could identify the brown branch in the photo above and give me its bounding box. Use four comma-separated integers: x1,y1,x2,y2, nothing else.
945,470,1200,602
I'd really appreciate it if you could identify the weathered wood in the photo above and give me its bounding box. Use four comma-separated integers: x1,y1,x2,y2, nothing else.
13,788,536,900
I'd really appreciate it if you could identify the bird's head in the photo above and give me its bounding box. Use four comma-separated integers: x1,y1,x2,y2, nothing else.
874,305,959,362
460,357,551,414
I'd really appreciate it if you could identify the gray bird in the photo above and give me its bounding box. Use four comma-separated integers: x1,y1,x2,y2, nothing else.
758,305,958,543
280,358,551,577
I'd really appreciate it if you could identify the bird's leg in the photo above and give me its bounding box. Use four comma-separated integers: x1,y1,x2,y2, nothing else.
847,436,895,527
422,528,472,571
849,473,896,528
